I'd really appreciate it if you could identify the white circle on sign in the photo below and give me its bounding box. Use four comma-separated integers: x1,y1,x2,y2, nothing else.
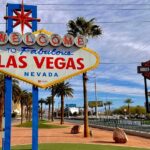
62,34,74,47
9,32,22,46
36,33,49,47
50,34,62,47
75,35,87,48
23,32,36,46
0,31,8,45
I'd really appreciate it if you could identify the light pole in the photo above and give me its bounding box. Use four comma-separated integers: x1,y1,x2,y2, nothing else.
94,74,98,118
124,108,127,119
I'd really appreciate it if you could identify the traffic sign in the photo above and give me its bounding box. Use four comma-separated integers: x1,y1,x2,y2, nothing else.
66,104,76,108
137,60,150,80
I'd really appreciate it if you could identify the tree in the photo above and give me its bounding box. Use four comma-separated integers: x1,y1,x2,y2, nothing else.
24,92,32,121
88,101,103,116
39,98,46,120
0,74,21,130
106,101,113,115
124,98,133,115
51,86,55,122
113,105,146,115
12,80,22,103
18,90,29,124
46,96,52,120
55,82,73,124
67,17,102,137
103,102,107,113
13,89,32,123
46,85,57,122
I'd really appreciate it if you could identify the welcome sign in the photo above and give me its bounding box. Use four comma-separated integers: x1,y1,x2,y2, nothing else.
0,30,100,88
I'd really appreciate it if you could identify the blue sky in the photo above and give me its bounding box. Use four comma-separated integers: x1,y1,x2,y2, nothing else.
0,0,150,110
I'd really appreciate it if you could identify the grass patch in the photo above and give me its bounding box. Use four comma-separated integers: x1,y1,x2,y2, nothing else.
2,143,148,150
15,121,67,129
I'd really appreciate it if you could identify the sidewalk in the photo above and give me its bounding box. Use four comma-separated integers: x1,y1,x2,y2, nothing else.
0,121,150,149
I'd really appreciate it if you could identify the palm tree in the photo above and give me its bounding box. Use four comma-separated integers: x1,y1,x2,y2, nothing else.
67,17,102,137
0,74,21,130
46,85,57,122
124,98,133,115
24,92,32,121
46,96,53,120
103,102,107,115
19,90,29,124
39,98,46,120
106,101,113,115
55,82,73,124
13,89,32,123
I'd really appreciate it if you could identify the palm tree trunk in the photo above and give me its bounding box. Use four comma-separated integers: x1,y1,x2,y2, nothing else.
27,106,29,121
29,107,31,121
41,103,43,120
48,103,51,120
0,96,4,131
51,86,54,122
128,104,130,115
25,106,27,121
60,95,64,124
83,72,89,137
25,106,29,121
21,103,23,124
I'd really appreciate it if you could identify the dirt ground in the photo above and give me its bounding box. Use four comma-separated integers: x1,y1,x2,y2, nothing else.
0,121,150,149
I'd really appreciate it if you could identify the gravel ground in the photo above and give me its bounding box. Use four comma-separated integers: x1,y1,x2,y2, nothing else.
0,121,150,149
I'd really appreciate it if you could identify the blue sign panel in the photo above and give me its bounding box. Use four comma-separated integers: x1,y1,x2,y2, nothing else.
66,104,77,108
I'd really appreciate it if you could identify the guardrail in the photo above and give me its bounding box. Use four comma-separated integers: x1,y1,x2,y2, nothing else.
89,118,150,133
65,117,150,133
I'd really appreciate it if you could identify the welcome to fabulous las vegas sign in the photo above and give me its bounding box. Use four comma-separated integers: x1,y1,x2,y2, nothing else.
0,30,100,88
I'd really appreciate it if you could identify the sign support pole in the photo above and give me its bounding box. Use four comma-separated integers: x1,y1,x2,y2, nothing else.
4,77,12,150
144,77,150,113
32,5,38,150
3,4,13,150
32,86,39,150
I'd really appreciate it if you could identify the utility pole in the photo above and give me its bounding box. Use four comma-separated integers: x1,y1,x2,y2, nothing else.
144,77,150,113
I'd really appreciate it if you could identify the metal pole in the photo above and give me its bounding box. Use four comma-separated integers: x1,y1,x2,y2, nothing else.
3,4,13,150
94,75,98,118
32,5,38,150
4,77,12,150
144,77,150,113
32,86,39,150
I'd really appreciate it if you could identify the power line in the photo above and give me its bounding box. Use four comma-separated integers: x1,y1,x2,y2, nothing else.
1,5,150,11
38,8,150,11
1,3,150,6
33,3,150,6
37,21,150,24
1,3,150,11
0,21,149,25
